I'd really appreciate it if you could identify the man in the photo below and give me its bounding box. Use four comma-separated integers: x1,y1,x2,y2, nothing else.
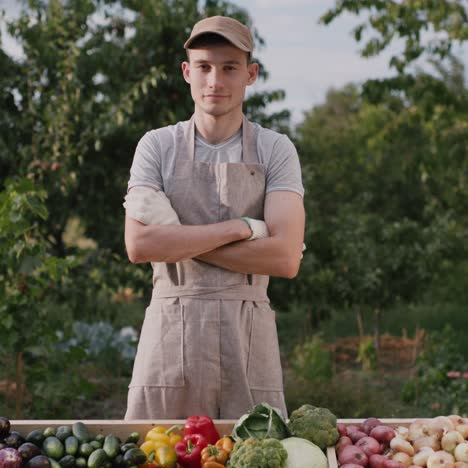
123,15,305,420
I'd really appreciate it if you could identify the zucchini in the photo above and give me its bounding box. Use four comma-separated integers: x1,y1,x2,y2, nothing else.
72,423,92,444
87,449,108,468
43,437,65,461
122,448,146,467
65,437,79,456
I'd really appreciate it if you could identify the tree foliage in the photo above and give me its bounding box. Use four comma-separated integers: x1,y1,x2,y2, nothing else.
320,0,467,73
0,0,289,256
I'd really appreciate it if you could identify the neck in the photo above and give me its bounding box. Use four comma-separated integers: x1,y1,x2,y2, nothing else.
193,108,243,144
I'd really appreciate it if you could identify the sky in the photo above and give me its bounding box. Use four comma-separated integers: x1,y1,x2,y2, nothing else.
232,0,395,124
231,0,467,124
1,0,466,126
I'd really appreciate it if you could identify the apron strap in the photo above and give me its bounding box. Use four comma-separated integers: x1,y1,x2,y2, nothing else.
152,285,269,302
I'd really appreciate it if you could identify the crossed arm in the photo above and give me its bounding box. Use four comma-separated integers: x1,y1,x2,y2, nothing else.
124,190,305,279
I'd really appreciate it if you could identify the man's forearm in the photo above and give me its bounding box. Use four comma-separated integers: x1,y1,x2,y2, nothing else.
196,236,301,279
125,217,251,263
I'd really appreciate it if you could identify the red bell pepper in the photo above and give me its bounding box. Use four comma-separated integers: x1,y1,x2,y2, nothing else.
175,434,208,468
184,415,220,445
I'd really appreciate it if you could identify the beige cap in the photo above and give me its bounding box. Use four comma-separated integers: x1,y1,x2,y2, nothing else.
184,16,254,53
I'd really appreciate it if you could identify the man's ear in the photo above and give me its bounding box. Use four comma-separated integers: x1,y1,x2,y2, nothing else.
247,62,259,86
182,61,191,83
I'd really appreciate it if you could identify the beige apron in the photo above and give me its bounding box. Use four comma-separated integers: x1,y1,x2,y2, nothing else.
125,115,287,420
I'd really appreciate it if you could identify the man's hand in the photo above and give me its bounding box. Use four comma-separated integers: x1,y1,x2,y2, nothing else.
197,191,305,278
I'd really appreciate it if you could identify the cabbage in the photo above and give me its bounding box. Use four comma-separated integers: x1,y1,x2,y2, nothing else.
280,437,329,468
231,403,291,441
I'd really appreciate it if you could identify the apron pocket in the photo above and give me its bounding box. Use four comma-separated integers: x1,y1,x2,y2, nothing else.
129,303,185,388
246,305,284,392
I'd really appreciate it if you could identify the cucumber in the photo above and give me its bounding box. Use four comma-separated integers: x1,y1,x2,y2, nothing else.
119,444,136,454
59,455,76,468
87,449,108,468
49,459,61,468
43,428,56,438
26,430,45,447
72,423,92,444
111,454,124,468
65,437,79,456
89,441,102,450
75,458,87,468
102,435,120,459
79,443,94,458
56,427,73,442
124,433,139,445
43,437,65,461
122,448,146,467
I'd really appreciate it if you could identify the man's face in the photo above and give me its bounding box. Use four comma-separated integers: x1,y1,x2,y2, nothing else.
182,43,259,118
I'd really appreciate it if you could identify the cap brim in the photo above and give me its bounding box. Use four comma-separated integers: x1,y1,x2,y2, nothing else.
183,31,251,52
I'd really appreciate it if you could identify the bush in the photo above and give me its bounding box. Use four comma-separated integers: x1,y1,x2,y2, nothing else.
401,325,468,416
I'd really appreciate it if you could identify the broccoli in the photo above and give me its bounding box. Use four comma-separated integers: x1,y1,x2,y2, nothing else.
228,437,288,468
287,404,339,450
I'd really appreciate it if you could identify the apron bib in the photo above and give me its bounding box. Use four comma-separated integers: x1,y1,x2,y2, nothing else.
125,115,287,419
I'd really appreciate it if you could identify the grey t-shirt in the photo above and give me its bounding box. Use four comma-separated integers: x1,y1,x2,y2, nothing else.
127,120,304,197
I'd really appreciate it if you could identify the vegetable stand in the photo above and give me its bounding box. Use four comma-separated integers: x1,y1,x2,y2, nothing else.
7,417,468,467
9,418,415,466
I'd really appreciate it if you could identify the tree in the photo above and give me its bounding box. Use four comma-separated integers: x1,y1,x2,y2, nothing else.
320,0,467,74
0,0,289,256
320,1,467,106
0,177,77,417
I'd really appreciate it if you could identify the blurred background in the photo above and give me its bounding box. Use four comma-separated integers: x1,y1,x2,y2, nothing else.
0,0,467,420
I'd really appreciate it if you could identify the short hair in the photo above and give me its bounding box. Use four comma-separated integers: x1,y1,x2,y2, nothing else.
186,33,252,64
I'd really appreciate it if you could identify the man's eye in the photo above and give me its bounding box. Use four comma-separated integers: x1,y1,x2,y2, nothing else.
225,66,236,71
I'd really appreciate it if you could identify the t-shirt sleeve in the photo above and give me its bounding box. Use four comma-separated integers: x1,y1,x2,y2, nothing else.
127,130,163,192
266,134,304,197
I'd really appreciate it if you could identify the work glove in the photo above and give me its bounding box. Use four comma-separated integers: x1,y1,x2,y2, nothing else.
123,186,181,225
241,216,307,256
240,216,269,240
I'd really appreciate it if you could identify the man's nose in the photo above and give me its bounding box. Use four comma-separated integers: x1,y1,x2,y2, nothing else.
207,68,222,88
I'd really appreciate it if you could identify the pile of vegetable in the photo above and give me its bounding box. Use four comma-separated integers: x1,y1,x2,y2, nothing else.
230,403,333,468
335,415,468,468
0,402,341,468
0,416,145,468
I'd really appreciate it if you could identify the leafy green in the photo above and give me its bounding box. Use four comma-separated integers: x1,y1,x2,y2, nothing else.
231,403,291,441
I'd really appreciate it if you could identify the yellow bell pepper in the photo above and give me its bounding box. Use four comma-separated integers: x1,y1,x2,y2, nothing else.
139,439,177,468
165,425,184,447
145,427,171,446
